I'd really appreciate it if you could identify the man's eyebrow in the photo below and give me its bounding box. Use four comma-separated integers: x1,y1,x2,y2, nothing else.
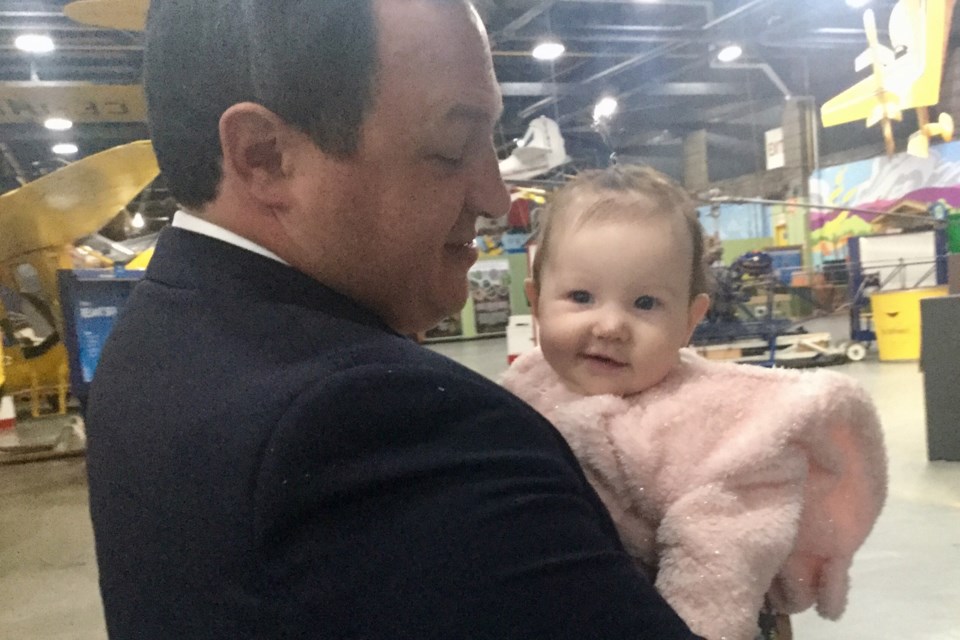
445,103,502,124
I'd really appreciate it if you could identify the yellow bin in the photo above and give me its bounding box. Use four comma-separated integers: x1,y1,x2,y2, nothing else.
870,286,949,361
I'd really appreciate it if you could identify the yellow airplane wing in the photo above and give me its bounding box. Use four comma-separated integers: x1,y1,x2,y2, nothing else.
822,0,949,127
63,0,148,31
894,0,948,111
0,140,159,264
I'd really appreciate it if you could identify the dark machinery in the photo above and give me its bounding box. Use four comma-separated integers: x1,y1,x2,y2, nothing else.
693,251,848,367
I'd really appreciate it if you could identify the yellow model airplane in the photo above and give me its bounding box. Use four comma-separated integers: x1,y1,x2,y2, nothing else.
63,0,148,31
0,1,153,418
0,140,158,416
821,0,956,157
63,0,150,31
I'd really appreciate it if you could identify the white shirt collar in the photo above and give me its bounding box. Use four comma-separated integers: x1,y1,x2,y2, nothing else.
171,210,289,266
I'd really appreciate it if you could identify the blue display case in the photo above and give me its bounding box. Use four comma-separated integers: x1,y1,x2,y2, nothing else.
57,268,144,407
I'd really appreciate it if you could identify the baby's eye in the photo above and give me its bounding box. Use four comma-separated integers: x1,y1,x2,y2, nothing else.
634,295,659,310
568,290,593,304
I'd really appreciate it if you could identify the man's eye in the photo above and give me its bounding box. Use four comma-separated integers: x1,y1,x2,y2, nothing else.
431,154,464,169
569,291,592,304
634,295,659,310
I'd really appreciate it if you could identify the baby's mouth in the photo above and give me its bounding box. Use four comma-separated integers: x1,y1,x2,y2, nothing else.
582,353,627,368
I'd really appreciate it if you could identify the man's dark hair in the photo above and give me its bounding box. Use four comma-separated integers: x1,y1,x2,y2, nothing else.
144,0,379,209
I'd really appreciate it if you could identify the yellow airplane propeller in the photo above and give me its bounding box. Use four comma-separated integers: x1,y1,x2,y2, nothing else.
908,110,955,157
0,140,158,264
63,0,148,32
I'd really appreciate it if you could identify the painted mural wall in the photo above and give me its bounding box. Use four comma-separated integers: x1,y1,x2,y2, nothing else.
808,141,960,268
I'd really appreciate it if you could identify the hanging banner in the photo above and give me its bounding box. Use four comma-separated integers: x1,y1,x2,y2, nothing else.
0,83,147,124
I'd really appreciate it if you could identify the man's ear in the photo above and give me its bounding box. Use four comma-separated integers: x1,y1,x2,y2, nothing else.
524,278,540,320
219,103,295,208
684,293,710,344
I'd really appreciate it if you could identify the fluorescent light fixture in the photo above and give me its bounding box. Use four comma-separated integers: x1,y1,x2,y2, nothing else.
15,34,54,54
52,143,78,155
717,44,743,63
131,212,146,229
44,117,73,131
593,96,619,121
846,0,872,7
532,41,565,61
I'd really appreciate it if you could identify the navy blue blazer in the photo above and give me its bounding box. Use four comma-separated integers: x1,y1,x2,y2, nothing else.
86,228,698,639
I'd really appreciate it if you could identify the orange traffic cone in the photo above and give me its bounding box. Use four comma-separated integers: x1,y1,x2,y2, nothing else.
0,396,14,432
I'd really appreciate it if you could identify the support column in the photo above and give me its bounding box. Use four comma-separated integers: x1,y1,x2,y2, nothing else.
683,129,709,192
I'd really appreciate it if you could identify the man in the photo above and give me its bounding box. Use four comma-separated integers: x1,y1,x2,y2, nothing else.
86,1,701,638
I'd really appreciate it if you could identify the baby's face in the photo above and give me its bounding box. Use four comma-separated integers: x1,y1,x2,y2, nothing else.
529,214,708,396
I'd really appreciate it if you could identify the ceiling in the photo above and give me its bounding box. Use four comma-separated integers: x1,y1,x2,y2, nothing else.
1,0,958,197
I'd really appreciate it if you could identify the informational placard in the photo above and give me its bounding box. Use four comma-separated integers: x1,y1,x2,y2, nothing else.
468,259,511,335
75,300,122,382
58,270,142,400
765,127,785,170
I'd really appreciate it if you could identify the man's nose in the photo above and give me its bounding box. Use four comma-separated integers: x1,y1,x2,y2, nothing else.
468,141,511,220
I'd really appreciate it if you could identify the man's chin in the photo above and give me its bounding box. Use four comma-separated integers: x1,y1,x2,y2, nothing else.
395,288,469,337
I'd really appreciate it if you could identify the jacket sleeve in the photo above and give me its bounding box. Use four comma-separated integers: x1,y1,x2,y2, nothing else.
253,363,701,640
653,451,809,640
766,374,887,619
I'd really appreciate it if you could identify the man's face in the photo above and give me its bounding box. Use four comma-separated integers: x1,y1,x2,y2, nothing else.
281,0,510,334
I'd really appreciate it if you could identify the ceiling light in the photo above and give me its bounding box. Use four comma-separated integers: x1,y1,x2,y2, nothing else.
532,41,565,61
593,96,619,121
14,34,55,54
717,44,743,63
131,212,146,230
44,117,73,131
52,143,78,155
846,0,872,7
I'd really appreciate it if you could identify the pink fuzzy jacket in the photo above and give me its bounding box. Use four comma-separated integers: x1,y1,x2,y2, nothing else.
501,348,887,640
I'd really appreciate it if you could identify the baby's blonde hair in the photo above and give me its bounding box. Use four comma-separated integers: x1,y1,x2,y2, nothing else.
530,165,708,300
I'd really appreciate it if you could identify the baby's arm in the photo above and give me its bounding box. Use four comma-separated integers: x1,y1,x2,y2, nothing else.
653,453,808,640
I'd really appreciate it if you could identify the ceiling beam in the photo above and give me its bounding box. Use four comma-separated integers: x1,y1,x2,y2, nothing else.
0,122,148,142
559,0,712,6
616,121,759,139
0,23,108,32
644,82,743,97
495,0,558,38
519,0,774,119
501,81,741,97
615,144,682,158
501,31,866,48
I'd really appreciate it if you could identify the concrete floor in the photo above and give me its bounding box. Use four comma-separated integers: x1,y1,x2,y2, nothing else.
1,335,958,639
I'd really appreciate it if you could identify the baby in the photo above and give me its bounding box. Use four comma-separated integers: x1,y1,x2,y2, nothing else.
501,165,887,640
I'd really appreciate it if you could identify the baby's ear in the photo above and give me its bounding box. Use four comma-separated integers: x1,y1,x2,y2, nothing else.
524,278,540,320
685,293,710,343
